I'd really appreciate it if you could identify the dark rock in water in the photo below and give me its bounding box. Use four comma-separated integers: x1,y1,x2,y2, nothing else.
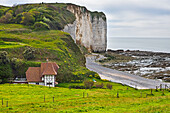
163,78,170,82
116,49,124,53
126,49,130,52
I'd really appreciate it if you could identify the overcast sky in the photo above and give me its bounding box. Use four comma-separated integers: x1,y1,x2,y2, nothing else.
1,0,170,38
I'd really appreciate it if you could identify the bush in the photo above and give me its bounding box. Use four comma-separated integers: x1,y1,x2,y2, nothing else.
0,64,13,83
11,60,40,78
23,47,35,60
0,12,12,23
33,21,50,30
88,75,93,78
21,12,35,25
0,51,10,64
94,74,101,79
84,80,94,89
69,85,85,89
106,83,112,90
95,83,104,88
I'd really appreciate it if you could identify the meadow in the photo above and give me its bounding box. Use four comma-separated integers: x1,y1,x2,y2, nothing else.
0,80,169,113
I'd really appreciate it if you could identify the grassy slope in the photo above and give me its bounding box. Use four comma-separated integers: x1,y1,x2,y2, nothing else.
0,23,91,82
0,82,169,113
0,3,76,30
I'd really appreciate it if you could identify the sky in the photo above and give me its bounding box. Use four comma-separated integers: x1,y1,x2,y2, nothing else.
1,0,170,38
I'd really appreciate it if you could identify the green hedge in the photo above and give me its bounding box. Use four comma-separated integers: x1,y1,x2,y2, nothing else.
0,64,13,83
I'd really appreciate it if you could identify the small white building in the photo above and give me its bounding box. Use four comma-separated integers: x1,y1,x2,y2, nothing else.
26,61,59,87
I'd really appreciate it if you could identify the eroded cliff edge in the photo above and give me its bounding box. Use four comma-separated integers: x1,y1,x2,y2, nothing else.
63,4,107,52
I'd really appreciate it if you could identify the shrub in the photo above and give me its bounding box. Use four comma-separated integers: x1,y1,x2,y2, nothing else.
94,74,101,79
88,75,93,78
33,21,50,30
69,85,85,89
0,12,12,23
0,64,13,83
21,12,35,25
106,83,112,90
13,14,22,24
84,80,94,89
95,83,104,88
23,47,35,60
0,51,10,64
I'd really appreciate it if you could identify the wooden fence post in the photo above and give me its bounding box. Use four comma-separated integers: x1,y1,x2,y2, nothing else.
117,92,119,98
165,85,167,90
156,86,158,92
140,92,142,98
44,95,45,102
6,101,8,107
160,84,162,91
83,92,85,98
2,98,3,105
162,90,165,96
53,97,54,102
151,89,153,95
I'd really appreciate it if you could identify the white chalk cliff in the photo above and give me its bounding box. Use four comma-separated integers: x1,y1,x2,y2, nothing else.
63,4,107,52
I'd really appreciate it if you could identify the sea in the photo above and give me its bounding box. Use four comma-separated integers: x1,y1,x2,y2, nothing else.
107,37,170,53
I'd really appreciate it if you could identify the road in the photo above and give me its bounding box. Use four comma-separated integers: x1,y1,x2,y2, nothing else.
86,57,170,89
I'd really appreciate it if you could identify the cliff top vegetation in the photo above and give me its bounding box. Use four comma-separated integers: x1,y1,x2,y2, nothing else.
0,3,76,30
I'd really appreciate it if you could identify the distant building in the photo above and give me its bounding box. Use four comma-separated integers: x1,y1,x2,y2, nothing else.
26,61,59,87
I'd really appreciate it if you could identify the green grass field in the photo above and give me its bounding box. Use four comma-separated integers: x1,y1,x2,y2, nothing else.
0,81,169,113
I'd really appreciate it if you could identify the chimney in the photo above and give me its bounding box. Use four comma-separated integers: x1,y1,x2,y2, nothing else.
46,58,49,63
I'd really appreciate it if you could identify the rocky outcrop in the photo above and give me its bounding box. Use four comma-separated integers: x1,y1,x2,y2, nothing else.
63,4,107,52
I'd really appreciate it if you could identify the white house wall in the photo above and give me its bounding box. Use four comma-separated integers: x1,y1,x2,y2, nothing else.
44,75,56,87
28,82,45,86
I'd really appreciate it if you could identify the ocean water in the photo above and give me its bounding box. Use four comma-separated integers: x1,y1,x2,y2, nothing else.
107,37,170,53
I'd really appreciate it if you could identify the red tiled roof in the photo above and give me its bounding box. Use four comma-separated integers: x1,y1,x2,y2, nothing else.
41,62,59,76
26,62,59,82
26,67,42,82
42,63,57,76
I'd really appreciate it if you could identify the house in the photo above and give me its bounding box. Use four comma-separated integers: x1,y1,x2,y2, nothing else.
26,61,59,87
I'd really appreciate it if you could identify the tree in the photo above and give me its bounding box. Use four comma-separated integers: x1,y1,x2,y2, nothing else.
33,21,50,30
106,83,113,90
0,51,10,64
0,51,12,83
15,6,23,15
21,12,35,25
84,80,94,89
23,47,35,60
0,64,13,83
0,12,12,23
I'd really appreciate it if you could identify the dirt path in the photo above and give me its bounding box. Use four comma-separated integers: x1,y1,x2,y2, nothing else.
86,57,170,89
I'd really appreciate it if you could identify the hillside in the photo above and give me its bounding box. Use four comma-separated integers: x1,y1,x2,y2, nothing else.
0,23,99,83
0,3,107,52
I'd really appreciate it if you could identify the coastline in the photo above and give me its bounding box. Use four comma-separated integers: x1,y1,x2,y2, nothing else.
88,49,170,83
86,53,170,89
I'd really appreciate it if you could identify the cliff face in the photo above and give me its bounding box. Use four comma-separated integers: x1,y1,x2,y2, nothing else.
63,4,107,52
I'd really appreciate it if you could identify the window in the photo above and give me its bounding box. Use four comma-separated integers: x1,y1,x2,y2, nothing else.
47,83,52,85
36,82,39,85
